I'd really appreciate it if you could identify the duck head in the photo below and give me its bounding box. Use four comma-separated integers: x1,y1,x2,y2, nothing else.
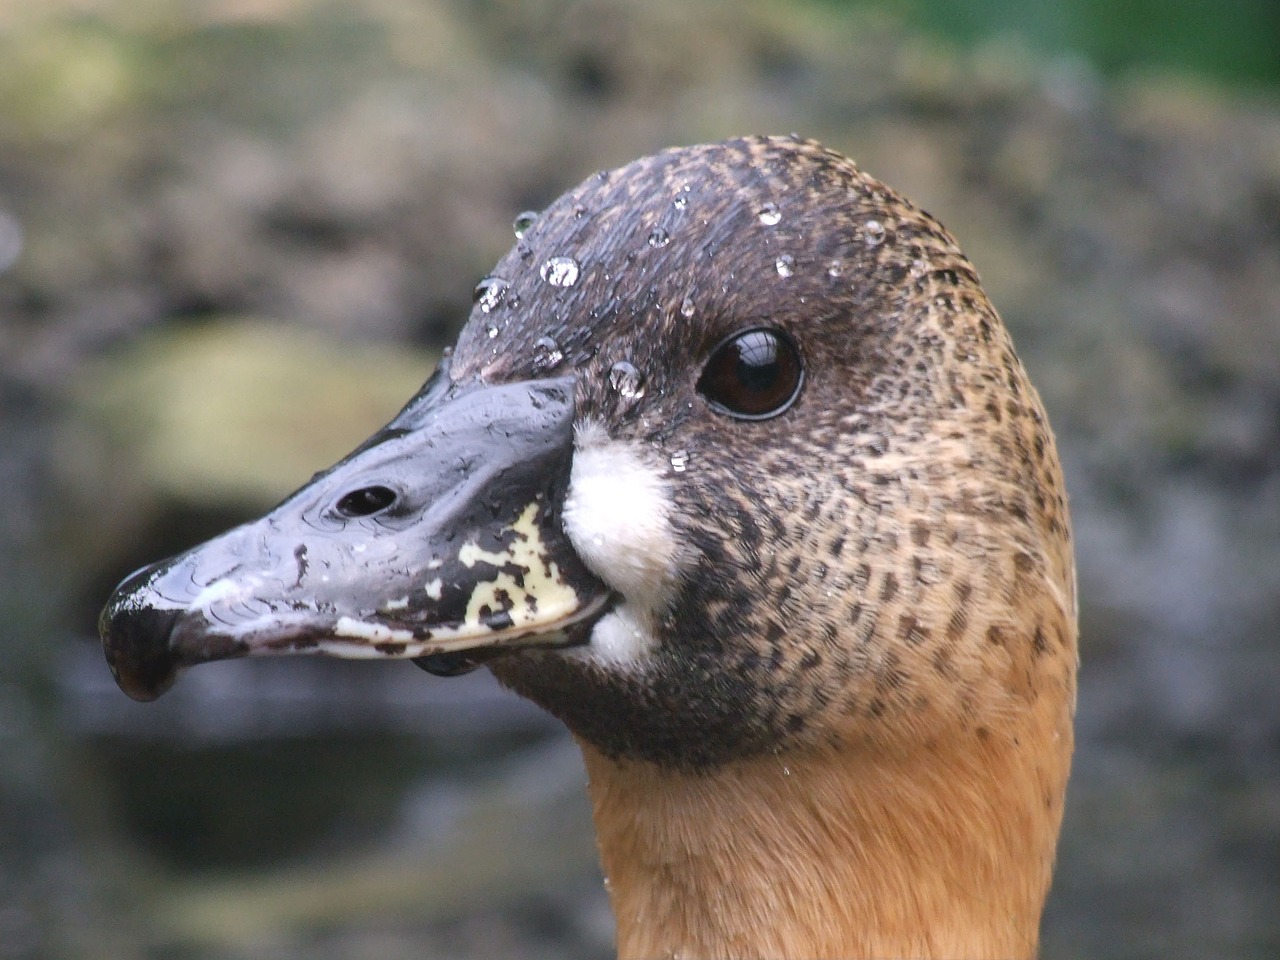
101,136,1076,776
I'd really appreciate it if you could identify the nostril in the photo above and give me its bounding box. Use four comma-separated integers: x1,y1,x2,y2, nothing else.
335,485,398,518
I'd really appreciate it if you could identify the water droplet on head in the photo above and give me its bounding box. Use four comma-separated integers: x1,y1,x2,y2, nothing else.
647,227,670,248
757,202,782,226
775,254,794,278
473,276,509,313
827,259,843,278
608,360,645,400
572,204,587,220
540,255,580,287
670,450,690,473
673,195,688,210
679,295,695,318
863,219,886,247
910,258,927,278
513,211,539,239
533,335,563,369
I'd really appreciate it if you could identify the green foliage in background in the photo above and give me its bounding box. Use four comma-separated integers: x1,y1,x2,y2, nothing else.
817,0,1280,90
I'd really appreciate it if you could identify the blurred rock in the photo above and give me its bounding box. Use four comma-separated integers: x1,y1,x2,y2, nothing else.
46,320,436,604
70,319,435,508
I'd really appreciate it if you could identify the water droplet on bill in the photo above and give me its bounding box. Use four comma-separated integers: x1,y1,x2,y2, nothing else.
540,255,580,287
513,210,539,239
473,276,509,313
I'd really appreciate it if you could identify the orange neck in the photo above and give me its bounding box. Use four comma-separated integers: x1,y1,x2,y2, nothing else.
579,719,1070,960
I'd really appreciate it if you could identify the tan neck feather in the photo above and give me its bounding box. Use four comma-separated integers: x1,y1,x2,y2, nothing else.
579,706,1070,960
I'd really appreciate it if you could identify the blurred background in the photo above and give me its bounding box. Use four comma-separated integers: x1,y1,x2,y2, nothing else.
1,0,1278,957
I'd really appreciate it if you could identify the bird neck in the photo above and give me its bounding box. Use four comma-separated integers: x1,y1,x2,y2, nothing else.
579,718,1069,960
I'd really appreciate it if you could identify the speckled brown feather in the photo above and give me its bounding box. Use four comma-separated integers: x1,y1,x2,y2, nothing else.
454,136,1075,958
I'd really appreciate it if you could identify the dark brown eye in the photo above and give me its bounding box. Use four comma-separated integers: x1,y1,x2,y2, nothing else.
335,485,397,518
697,327,803,419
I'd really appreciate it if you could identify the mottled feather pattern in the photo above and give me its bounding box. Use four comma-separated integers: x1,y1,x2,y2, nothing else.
456,137,1073,765
446,136,1077,958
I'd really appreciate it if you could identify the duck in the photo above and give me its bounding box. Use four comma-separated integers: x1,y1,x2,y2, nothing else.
99,135,1077,960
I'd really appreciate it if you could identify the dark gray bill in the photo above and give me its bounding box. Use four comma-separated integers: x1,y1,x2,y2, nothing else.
98,364,612,701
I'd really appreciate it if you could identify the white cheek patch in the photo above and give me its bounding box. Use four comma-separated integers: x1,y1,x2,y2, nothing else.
562,420,684,672
566,607,656,670
563,420,683,613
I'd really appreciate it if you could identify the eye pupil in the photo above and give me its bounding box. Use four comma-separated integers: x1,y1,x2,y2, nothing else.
736,331,783,390
336,485,398,518
697,327,803,419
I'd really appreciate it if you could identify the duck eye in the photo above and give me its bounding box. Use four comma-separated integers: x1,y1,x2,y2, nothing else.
335,485,398,518
697,327,803,420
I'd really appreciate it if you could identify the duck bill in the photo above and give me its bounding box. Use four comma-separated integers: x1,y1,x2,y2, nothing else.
99,365,612,702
